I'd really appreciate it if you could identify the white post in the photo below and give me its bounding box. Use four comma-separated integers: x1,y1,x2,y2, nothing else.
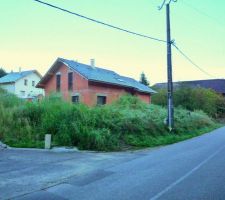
45,134,51,149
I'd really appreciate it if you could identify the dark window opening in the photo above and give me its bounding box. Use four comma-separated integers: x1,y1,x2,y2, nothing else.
24,79,28,86
56,74,61,91
72,95,79,103
97,96,106,105
68,72,73,91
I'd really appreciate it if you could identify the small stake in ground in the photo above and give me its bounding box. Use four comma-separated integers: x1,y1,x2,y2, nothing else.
45,134,52,149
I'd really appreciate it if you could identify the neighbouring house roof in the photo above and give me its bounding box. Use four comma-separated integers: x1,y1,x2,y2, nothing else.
0,70,42,84
153,79,225,94
37,57,156,94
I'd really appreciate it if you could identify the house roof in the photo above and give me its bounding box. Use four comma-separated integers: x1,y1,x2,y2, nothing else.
153,79,225,94
0,70,41,84
38,57,156,94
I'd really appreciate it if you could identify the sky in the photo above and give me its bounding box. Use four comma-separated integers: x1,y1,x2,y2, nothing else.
0,0,225,84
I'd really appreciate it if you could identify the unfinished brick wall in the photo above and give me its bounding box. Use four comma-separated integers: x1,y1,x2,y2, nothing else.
43,63,151,106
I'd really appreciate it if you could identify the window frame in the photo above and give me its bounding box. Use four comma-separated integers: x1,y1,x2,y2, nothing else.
56,73,61,92
72,95,79,104
68,72,73,91
97,95,107,105
24,79,28,86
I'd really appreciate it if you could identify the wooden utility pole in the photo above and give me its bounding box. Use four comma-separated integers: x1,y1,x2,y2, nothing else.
159,0,176,130
166,3,174,130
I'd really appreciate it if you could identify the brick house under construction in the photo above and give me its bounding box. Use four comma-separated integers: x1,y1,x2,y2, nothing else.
37,58,156,106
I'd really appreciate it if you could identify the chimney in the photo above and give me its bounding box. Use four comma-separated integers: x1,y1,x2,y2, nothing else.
90,59,95,68
19,67,21,73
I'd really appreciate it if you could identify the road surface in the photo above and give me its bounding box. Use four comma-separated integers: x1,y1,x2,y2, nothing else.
1,126,225,200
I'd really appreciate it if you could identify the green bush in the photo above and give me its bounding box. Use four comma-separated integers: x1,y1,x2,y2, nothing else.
151,89,167,107
0,90,219,151
77,128,119,151
0,87,23,108
152,87,225,118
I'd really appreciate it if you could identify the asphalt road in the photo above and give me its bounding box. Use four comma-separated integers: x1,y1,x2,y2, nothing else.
1,126,225,200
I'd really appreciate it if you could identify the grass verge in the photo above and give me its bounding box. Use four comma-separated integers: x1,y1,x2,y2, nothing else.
0,90,221,151
125,124,222,149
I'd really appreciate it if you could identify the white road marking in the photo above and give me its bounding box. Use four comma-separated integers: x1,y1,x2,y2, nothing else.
150,144,225,200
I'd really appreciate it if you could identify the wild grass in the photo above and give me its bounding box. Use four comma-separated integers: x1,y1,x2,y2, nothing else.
0,89,220,151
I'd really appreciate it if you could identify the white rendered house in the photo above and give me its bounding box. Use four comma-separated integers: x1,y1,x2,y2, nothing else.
0,70,44,99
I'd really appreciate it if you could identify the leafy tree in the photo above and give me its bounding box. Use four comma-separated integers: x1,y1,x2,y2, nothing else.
0,68,7,78
151,88,167,106
139,72,150,86
152,86,225,118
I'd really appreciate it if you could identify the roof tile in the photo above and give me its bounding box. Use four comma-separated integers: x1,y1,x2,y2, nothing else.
0,70,35,84
59,58,156,94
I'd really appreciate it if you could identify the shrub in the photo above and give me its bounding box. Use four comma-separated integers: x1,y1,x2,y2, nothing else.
0,87,23,108
151,89,167,107
77,128,119,151
0,89,219,151
152,87,225,118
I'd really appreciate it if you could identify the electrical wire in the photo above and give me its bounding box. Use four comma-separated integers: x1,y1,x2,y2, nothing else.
33,0,216,78
172,43,215,78
182,0,225,27
33,0,166,43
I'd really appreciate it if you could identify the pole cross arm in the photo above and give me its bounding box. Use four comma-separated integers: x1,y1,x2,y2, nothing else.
158,0,178,10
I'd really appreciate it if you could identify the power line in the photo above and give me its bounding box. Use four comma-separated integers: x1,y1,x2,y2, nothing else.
33,0,215,79
172,43,215,78
182,0,225,27
176,1,220,78
33,0,166,43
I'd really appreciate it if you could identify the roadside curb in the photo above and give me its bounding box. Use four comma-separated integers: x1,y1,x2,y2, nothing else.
7,147,80,153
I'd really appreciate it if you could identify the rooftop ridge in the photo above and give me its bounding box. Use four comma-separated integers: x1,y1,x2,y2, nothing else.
57,57,156,94
155,79,225,85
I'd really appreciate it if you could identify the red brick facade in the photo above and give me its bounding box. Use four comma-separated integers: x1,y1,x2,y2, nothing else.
44,63,151,106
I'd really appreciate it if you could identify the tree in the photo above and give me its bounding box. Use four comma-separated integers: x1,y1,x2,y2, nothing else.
139,72,150,86
0,68,7,78
152,87,225,118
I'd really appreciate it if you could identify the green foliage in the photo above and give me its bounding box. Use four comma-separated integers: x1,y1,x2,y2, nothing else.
124,126,217,147
77,128,119,151
139,72,150,86
0,87,23,108
151,88,167,107
0,89,219,151
112,94,148,110
0,68,7,78
152,87,225,118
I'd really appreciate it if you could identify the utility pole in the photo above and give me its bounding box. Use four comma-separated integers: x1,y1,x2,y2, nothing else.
166,3,174,130
158,0,176,130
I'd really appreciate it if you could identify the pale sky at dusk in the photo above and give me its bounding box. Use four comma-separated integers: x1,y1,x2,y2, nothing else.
0,0,224,84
